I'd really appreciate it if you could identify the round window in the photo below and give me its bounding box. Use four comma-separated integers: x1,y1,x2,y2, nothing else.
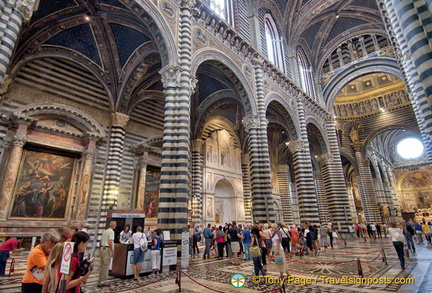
396,137,424,159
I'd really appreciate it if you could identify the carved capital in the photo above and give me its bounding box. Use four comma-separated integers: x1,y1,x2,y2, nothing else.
242,115,268,132
180,0,196,10
83,149,96,160
191,139,203,152
159,65,182,89
15,0,36,22
111,112,129,128
190,75,198,95
318,153,334,165
252,56,265,67
286,139,307,153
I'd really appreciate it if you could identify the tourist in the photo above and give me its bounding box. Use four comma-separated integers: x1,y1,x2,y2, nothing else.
119,224,132,244
58,227,72,243
203,223,213,259
414,222,423,244
76,223,87,234
22,230,60,293
150,229,161,276
228,221,242,265
98,221,116,287
401,220,415,255
131,226,146,280
242,225,251,260
215,226,225,260
279,223,291,254
388,222,405,269
41,243,63,293
289,225,299,255
0,236,24,276
270,223,289,279
250,226,266,276
60,232,91,293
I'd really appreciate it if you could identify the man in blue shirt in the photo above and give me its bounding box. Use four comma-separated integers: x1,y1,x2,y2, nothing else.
203,224,213,259
242,225,251,260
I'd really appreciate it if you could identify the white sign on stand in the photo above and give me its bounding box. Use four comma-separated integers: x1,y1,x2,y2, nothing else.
60,242,75,275
163,247,177,266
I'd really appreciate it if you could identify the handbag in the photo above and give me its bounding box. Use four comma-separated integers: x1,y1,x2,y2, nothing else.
140,233,148,252
332,231,338,238
274,256,284,265
250,236,261,258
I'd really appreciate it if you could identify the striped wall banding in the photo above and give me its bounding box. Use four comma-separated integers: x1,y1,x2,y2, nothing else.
370,154,388,206
320,121,353,229
191,139,203,227
277,165,294,225
0,2,23,85
157,1,194,243
241,154,253,224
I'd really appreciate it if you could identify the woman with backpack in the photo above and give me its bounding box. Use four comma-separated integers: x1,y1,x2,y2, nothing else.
131,226,147,280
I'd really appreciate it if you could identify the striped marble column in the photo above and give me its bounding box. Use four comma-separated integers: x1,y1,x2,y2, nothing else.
241,154,253,224
101,113,129,212
243,115,274,223
370,153,387,207
378,0,432,156
157,0,196,242
287,139,320,225
352,142,379,223
313,167,329,224
191,139,203,227
0,0,35,86
277,165,294,225
384,163,401,221
321,120,353,229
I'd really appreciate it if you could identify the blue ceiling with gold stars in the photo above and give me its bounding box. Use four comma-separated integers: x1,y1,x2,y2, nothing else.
31,0,77,23
110,24,152,67
45,24,101,66
273,0,289,14
326,18,368,44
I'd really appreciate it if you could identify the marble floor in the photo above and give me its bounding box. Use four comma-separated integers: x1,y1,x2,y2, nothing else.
1,236,431,293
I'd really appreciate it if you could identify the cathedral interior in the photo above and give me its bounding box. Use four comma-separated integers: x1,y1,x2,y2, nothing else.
0,0,431,249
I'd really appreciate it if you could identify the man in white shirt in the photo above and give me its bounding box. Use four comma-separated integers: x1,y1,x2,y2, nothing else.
98,221,116,287
77,223,88,233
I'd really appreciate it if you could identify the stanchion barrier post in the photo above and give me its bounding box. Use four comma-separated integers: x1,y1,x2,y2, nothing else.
282,280,286,293
382,249,387,265
357,258,363,277
9,258,15,276
344,239,347,248
178,270,182,292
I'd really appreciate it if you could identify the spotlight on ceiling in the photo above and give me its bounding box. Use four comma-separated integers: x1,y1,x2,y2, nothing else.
336,13,340,19
84,15,91,22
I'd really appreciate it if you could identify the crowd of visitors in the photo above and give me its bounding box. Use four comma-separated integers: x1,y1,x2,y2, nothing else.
0,218,430,292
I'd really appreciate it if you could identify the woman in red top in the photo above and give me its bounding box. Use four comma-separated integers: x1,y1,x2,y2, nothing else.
57,232,91,293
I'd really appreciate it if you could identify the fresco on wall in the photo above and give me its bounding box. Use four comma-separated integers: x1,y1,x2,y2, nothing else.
144,167,160,218
399,170,432,213
10,150,74,219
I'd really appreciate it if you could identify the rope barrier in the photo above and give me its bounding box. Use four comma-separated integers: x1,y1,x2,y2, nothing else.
180,270,227,293
103,270,179,293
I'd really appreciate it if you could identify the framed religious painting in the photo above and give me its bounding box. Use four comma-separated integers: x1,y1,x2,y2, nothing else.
144,166,161,219
9,149,76,220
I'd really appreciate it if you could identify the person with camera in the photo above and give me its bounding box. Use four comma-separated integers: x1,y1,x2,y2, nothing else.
59,231,92,293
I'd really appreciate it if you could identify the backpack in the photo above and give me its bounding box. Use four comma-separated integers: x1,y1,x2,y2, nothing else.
140,233,148,252
309,230,317,240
